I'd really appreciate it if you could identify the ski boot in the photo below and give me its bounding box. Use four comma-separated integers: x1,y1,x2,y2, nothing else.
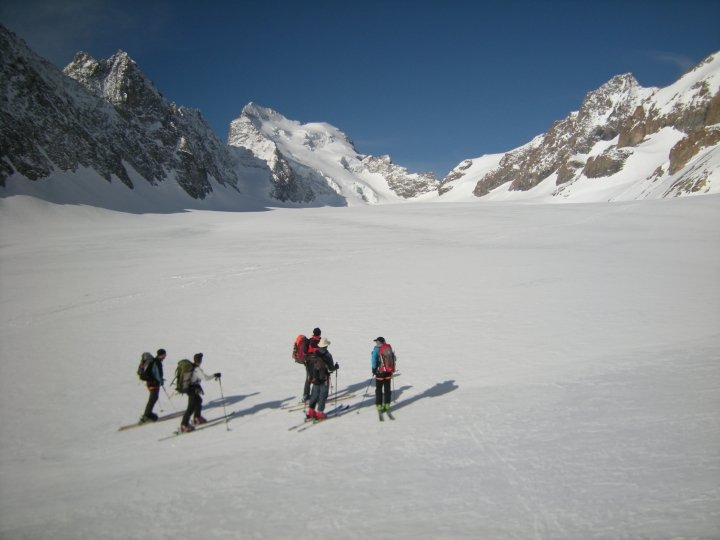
180,424,195,433
192,415,208,425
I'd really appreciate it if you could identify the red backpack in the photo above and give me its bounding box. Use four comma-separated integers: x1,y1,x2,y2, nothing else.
307,335,321,355
378,343,396,373
292,335,309,364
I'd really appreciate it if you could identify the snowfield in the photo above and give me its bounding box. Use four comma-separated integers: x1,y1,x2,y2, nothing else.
0,195,719,540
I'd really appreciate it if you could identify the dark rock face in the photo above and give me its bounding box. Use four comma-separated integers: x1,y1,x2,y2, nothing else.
1,26,240,198
361,155,437,199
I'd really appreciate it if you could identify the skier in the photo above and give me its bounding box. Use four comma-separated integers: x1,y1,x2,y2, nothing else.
180,353,221,433
302,327,322,402
140,348,167,423
371,337,395,414
306,337,339,421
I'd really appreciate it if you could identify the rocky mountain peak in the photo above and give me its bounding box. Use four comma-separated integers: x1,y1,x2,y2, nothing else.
577,73,646,122
64,50,164,117
241,102,280,122
228,102,437,205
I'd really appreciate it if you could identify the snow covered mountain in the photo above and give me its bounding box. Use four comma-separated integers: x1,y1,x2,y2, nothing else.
439,52,720,202
227,103,438,206
0,26,437,209
1,22,718,209
0,25,242,204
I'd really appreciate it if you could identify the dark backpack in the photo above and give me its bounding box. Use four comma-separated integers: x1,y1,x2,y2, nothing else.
292,335,309,363
174,359,196,394
137,352,154,381
308,353,330,382
378,344,396,373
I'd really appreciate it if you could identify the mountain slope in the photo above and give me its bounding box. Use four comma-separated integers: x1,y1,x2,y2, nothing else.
228,103,439,206
1,25,437,210
440,51,720,202
0,25,243,204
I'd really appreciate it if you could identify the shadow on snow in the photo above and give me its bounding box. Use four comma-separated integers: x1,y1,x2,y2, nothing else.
204,392,296,418
340,379,458,412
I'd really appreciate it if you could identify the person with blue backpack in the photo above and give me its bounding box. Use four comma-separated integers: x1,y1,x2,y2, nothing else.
140,348,166,423
371,337,396,415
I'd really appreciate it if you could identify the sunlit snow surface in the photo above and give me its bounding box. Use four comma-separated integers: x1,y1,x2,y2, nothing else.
0,195,718,539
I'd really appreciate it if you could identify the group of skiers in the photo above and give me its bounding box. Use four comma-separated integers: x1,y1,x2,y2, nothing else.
295,328,397,420
139,350,221,433
138,328,396,429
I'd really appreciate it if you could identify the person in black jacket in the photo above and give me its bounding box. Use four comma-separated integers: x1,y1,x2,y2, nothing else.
302,327,322,402
140,348,166,423
306,338,338,421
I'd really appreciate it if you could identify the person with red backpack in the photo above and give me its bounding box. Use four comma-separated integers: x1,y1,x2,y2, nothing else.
297,327,322,402
371,337,396,415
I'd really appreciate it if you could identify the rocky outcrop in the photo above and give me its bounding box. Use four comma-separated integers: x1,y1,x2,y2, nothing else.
361,155,437,199
583,148,631,178
668,126,720,174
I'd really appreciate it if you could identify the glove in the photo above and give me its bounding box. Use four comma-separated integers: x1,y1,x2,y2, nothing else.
214,372,221,379
334,363,339,370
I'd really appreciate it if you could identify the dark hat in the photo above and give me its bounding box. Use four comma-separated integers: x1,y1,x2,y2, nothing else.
193,352,204,362
374,337,385,344
313,327,322,336
156,348,167,357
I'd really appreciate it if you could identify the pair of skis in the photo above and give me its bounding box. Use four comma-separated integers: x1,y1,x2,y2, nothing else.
378,409,395,422
118,411,183,431
288,403,351,431
281,393,357,412
158,413,235,441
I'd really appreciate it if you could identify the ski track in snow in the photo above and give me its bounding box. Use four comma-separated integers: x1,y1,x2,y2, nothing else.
0,196,719,539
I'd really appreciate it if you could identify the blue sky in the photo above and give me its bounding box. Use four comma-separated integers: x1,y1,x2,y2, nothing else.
2,0,719,177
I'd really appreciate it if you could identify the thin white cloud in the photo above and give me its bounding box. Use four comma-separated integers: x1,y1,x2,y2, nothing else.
646,51,697,73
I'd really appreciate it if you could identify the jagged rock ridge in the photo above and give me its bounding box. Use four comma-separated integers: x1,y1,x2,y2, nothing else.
0,26,241,199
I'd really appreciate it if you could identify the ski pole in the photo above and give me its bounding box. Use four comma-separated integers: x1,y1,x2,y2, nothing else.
362,375,374,400
334,370,338,410
162,385,178,413
217,376,230,431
